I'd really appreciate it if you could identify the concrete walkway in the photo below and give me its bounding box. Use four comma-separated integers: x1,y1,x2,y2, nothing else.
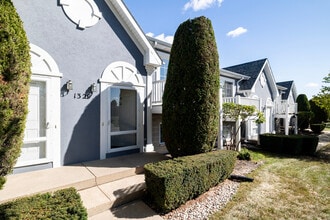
0,152,168,219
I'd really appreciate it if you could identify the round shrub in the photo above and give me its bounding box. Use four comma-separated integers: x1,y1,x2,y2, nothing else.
0,0,31,189
162,16,220,157
310,123,326,134
309,98,328,124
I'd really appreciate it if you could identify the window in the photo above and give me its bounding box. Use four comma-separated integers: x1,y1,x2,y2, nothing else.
223,81,233,97
160,59,169,80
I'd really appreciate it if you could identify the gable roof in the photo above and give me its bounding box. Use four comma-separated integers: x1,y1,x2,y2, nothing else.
104,0,162,68
277,80,297,100
223,58,267,90
224,58,279,99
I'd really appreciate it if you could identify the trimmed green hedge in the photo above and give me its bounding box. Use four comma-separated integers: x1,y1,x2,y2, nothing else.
259,134,319,155
0,188,87,219
144,150,237,213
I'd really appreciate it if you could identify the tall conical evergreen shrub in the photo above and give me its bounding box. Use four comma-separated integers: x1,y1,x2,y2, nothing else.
296,94,311,131
0,0,31,189
162,16,220,157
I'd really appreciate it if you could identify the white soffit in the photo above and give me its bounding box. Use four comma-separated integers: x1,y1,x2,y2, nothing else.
105,0,161,67
60,0,102,29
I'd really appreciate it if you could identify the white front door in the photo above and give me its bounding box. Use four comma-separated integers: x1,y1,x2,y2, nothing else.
15,44,62,168
16,81,49,166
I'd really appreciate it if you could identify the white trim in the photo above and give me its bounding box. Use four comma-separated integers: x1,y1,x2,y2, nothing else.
104,0,161,68
59,0,102,29
29,44,62,78
16,45,61,168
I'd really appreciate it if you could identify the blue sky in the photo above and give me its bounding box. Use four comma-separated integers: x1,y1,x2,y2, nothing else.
124,0,330,99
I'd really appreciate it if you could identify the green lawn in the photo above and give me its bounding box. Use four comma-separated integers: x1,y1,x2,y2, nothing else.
210,149,330,219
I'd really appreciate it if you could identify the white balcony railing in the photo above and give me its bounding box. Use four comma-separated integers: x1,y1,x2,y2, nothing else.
223,96,261,110
152,81,297,116
152,80,165,104
275,100,297,115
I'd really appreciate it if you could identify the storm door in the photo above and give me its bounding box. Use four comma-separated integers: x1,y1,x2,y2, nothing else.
17,81,48,166
109,87,138,151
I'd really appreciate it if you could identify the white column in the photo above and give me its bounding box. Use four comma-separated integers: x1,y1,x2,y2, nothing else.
218,86,223,149
144,65,156,152
285,101,289,135
236,116,241,151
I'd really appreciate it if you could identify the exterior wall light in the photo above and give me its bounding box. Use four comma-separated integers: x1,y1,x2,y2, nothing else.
66,80,73,91
91,83,97,93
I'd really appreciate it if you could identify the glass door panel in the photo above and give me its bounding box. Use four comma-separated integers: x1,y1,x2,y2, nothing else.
19,81,47,163
110,87,137,149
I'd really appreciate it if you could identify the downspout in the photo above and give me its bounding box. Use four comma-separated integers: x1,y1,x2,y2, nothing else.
236,77,245,94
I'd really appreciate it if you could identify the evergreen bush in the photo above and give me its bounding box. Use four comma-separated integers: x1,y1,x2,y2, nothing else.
296,94,311,131
0,0,31,189
162,16,220,157
144,150,236,213
259,134,318,156
309,98,328,124
0,188,87,219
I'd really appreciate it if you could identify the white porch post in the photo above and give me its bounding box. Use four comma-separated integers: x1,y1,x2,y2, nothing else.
236,96,241,151
285,101,289,135
144,65,155,152
218,85,223,149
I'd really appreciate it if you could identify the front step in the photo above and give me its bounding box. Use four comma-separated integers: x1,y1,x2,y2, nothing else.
0,153,168,218
79,174,146,217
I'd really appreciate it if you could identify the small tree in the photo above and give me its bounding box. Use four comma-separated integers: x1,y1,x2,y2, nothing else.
296,94,312,131
0,0,31,189
222,102,265,150
162,16,220,158
309,98,328,133
313,73,330,120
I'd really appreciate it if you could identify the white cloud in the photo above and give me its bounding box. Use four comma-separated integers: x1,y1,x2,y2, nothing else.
305,82,319,88
155,34,174,44
146,32,174,44
183,0,223,12
226,27,248,38
146,32,154,37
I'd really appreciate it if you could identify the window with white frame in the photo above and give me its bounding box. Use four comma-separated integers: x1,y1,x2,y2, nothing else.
223,81,233,97
160,59,169,80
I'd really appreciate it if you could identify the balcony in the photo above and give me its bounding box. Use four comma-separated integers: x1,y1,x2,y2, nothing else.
223,96,261,110
152,81,296,117
275,100,297,116
152,80,165,105
152,80,165,113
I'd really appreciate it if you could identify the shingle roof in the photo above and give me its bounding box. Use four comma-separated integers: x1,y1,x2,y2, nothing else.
277,80,294,100
223,58,267,90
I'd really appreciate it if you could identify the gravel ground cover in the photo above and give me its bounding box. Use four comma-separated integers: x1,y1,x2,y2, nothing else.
162,160,262,220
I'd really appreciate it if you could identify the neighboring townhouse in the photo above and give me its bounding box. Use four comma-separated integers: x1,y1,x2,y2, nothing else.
147,36,171,150
149,38,297,151
275,81,298,134
12,0,162,174
223,59,298,148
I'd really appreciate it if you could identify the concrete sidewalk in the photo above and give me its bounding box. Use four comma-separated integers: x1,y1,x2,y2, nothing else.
0,152,168,219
